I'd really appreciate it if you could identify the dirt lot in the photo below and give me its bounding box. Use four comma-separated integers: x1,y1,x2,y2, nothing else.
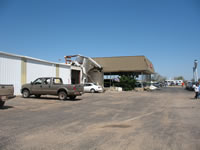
1,87,200,150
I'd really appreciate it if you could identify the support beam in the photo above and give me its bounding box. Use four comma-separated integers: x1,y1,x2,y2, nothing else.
56,64,59,77
21,57,27,85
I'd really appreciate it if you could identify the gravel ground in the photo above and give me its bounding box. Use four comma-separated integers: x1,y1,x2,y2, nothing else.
0,87,200,150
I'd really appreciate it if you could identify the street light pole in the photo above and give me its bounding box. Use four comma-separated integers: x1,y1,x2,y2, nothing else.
193,60,198,82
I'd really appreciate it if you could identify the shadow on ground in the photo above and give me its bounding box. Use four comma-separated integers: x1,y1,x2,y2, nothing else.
24,96,83,102
0,106,14,110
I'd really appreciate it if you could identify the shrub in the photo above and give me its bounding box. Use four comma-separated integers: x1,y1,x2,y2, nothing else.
117,75,136,91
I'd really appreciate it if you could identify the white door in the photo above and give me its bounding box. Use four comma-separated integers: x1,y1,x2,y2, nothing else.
84,84,92,92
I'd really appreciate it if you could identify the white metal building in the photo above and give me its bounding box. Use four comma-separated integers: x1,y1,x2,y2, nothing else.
0,51,82,95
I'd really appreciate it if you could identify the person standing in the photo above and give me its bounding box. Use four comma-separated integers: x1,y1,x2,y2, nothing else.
182,82,184,88
194,83,199,99
199,83,200,99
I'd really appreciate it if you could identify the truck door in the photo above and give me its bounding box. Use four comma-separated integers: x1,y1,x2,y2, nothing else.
41,78,52,94
51,78,63,95
31,78,43,94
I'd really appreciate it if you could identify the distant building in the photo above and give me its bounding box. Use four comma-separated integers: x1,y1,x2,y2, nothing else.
165,80,183,86
93,56,155,87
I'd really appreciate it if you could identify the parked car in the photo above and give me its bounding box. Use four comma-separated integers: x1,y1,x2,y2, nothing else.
0,84,15,107
21,77,84,100
84,83,103,93
153,82,162,88
186,81,196,91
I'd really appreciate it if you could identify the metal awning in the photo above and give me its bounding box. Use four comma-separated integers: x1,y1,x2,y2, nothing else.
92,56,155,75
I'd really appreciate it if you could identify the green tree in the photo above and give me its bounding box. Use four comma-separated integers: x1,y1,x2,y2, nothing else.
117,75,136,91
174,76,185,81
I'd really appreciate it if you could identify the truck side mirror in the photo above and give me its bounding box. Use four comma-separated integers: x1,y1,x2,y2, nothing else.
31,82,33,85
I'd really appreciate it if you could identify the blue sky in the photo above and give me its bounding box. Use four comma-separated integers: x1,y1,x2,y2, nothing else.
0,0,200,80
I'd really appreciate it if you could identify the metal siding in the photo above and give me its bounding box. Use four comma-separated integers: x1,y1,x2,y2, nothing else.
0,52,81,95
26,59,56,83
93,56,155,74
59,66,71,84
0,54,21,95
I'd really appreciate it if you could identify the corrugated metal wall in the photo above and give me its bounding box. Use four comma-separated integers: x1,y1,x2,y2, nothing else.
26,59,56,83
59,65,71,84
0,54,21,95
0,52,74,95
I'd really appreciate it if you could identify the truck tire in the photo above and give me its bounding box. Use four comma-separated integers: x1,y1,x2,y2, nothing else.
22,89,30,98
58,91,67,100
0,101,5,108
69,96,76,100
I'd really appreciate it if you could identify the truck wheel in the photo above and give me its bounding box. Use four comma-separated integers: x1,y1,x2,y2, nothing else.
69,96,76,100
0,101,5,108
90,89,95,93
58,91,67,100
22,89,30,98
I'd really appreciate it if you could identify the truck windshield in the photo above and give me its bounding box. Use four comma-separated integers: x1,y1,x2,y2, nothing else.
33,78,42,85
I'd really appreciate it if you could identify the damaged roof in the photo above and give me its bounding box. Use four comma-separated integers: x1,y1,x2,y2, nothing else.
92,56,155,74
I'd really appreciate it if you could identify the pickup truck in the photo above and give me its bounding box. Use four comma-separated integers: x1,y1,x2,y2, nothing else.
21,77,84,100
0,84,15,107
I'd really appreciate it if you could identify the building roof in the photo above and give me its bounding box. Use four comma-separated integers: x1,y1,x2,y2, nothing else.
0,51,70,67
92,56,155,74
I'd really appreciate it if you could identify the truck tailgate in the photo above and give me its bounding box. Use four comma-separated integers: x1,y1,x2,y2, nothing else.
67,84,83,93
74,84,84,92
0,85,14,96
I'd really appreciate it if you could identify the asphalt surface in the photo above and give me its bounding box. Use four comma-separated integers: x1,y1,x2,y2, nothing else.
0,87,200,150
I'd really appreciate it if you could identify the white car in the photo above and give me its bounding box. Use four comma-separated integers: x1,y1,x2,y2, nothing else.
84,83,103,93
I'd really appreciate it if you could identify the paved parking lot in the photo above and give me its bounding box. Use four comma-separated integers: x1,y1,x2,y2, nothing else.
1,87,200,150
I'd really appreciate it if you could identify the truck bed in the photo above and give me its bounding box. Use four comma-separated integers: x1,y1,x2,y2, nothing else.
0,84,15,107
0,84,14,96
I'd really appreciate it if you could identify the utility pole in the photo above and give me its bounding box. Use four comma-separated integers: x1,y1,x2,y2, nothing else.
193,60,198,82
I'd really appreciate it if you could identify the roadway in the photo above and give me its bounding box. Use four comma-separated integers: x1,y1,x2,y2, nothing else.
0,87,200,150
